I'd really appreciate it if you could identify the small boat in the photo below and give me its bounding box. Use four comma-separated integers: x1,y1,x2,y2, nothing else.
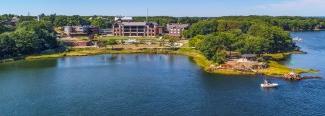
293,37,303,42
260,80,279,88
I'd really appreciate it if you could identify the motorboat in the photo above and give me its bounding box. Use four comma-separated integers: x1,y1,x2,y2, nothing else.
293,37,303,42
260,80,279,88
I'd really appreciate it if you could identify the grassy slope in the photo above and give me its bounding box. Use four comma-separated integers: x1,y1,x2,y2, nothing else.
176,47,315,76
26,48,174,60
260,61,305,76
175,48,213,68
263,53,288,61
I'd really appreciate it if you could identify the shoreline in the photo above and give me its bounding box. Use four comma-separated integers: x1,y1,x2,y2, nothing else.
1,47,318,79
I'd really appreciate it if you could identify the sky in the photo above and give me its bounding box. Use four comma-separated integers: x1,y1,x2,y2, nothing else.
0,0,324,17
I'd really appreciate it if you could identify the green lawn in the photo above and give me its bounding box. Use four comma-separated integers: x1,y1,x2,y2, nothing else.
263,53,289,61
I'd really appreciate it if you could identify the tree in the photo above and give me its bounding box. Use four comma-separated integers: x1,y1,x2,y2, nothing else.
196,35,226,63
189,35,205,47
54,16,68,27
16,21,58,50
0,24,8,34
0,20,59,59
54,15,90,26
212,49,227,64
106,39,117,49
12,29,40,54
0,24,14,34
241,36,268,54
90,17,109,28
0,33,16,59
41,14,57,25
162,35,180,47
183,20,217,38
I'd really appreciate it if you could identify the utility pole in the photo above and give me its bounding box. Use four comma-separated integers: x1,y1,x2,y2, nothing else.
37,15,40,21
146,8,149,22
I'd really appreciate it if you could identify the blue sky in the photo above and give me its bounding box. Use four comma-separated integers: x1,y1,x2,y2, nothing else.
0,0,324,16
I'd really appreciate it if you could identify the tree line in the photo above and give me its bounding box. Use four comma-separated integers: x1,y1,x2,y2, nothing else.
3,14,325,31
1,14,206,28
216,16,325,31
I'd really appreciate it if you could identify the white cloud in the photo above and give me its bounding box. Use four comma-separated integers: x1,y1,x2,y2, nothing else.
256,0,325,16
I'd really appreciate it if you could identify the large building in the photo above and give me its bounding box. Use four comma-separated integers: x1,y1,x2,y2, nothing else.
166,23,189,36
113,17,163,37
64,25,99,37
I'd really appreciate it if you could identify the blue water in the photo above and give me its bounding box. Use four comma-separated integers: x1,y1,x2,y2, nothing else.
0,31,324,116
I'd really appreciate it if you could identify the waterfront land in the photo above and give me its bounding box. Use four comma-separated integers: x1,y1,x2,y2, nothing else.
23,46,316,78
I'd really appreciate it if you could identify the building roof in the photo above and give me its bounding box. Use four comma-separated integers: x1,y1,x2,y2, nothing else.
121,22,158,26
115,16,133,21
167,23,189,30
64,25,98,28
122,22,147,26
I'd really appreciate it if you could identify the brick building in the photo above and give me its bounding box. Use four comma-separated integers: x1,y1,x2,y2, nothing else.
64,25,99,37
166,23,189,36
112,17,163,37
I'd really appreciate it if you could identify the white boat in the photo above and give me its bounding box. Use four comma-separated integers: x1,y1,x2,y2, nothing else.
261,83,279,88
260,80,279,88
293,37,303,42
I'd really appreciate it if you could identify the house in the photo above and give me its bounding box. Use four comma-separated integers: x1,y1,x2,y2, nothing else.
64,26,87,36
166,23,189,36
112,17,163,37
64,26,99,37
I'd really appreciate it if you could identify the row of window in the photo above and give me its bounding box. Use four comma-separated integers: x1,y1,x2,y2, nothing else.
170,31,180,34
114,31,156,34
114,30,155,32
170,29,182,31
